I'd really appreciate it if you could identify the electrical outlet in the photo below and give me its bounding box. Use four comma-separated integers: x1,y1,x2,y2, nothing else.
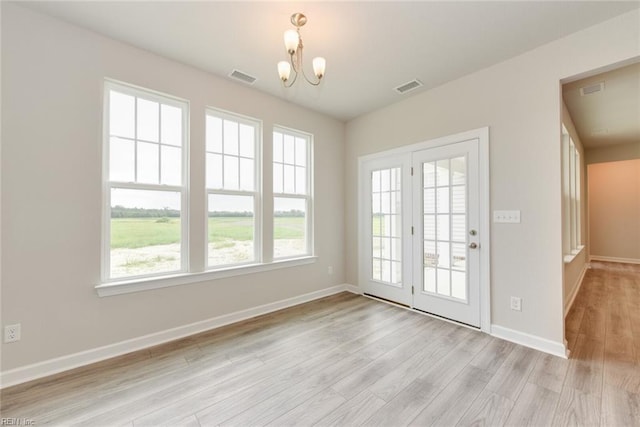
328,266,334,275
4,324,21,343
510,297,522,311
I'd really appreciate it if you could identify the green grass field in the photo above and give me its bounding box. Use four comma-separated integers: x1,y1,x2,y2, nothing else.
111,217,304,249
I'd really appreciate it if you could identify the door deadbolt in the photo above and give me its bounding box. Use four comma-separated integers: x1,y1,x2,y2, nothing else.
469,229,477,236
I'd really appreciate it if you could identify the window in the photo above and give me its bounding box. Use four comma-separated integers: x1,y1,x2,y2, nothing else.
100,80,317,295
273,128,313,259
562,125,582,259
206,110,261,268
104,81,188,281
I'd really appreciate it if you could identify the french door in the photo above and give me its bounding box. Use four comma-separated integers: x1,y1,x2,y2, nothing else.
412,140,480,326
359,131,487,328
360,155,413,306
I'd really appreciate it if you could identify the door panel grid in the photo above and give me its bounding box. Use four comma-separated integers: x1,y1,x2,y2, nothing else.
422,156,468,301
371,168,402,285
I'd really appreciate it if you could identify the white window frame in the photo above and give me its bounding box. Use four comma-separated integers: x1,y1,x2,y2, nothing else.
205,108,262,269
562,125,583,262
102,80,189,282
97,82,318,297
273,126,314,259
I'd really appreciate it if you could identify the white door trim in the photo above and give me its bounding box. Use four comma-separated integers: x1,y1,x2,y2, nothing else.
357,127,491,333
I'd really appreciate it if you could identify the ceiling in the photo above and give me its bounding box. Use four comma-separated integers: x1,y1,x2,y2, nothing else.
18,1,640,122
563,62,640,149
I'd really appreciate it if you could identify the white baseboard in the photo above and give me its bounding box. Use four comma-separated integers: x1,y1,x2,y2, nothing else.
564,264,588,317
0,284,351,389
345,284,362,295
590,255,640,265
491,325,568,359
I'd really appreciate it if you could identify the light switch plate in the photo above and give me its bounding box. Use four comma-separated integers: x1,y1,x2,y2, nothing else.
493,210,521,223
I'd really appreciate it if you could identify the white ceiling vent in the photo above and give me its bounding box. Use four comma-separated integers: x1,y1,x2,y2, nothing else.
580,81,604,96
229,69,257,85
394,79,423,94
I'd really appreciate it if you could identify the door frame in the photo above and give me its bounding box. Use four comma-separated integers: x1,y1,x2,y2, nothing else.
357,127,491,333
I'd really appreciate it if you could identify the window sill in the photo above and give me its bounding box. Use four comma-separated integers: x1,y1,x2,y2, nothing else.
563,246,585,264
95,256,318,297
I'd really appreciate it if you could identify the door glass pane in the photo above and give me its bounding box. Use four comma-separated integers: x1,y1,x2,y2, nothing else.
424,215,435,240
452,186,465,213
452,243,467,271
451,157,465,185
437,188,450,214
437,269,451,296
437,242,450,268
371,167,401,285
424,267,436,293
451,271,466,300
452,215,466,243
436,159,450,186
422,155,468,302
437,215,450,241
423,162,435,188
372,259,381,281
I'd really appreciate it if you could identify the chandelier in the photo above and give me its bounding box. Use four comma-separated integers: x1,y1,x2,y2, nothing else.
277,13,326,87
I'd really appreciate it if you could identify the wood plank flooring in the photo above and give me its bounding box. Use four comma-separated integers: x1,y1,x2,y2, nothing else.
1,261,639,426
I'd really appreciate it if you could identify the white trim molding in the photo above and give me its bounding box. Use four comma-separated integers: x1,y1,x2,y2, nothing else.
96,256,318,297
563,245,585,264
564,263,588,317
590,255,640,265
345,284,362,295
0,284,350,389
491,325,568,358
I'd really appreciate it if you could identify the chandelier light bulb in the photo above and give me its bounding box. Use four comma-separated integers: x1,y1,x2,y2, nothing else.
312,57,326,79
278,61,291,81
284,30,299,54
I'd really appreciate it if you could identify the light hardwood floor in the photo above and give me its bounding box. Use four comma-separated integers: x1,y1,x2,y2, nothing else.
1,261,639,426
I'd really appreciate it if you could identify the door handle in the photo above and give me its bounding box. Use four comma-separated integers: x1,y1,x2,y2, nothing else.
469,242,478,249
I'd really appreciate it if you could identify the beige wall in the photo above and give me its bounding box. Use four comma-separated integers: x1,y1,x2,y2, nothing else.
588,159,640,262
586,142,640,164
1,4,345,371
345,10,639,345
561,102,588,311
